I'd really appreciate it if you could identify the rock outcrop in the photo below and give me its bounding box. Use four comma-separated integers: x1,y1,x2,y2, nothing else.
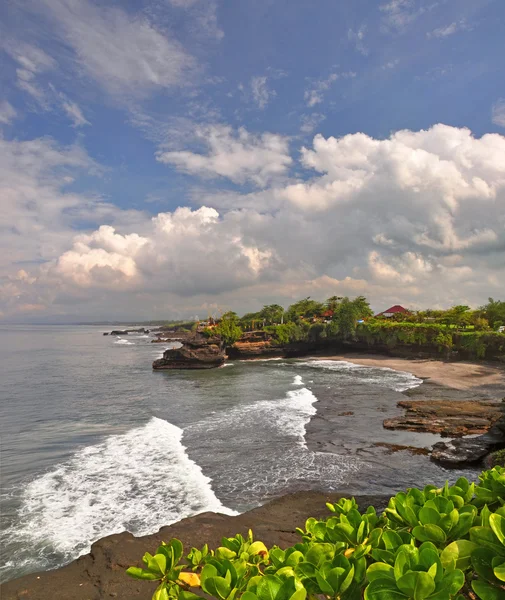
431,423,505,466
0,491,389,600
109,328,149,336
383,399,504,436
227,331,284,359
153,335,225,369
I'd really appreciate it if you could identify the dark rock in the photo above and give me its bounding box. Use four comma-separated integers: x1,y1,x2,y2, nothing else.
384,400,504,436
431,423,505,466
153,335,225,370
103,332,109,336
0,491,389,600
110,330,128,336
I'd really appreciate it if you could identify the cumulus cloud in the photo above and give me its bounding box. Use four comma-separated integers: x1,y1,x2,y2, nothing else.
3,125,505,320
156,125,292,186
300,113,326,134
39,0,195,95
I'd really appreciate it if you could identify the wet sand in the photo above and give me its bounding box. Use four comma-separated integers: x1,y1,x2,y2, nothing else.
323,354,505,398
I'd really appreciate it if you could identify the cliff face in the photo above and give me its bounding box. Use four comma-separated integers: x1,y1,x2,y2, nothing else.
153,335,225,369
227,331,284,359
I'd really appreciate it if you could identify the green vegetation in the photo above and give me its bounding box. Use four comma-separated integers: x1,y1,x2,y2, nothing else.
127,467,505,600
199,296,505,360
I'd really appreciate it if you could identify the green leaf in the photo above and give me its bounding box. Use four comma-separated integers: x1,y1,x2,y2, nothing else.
493,560,505,582
126,566,161,581
472,547,500,584
382,531,404,551
412,524,446,545
440,540,478,571
315,570,335,594
419,507,440,526
153,585,170,600
364,578,408,600
257,575,283,600
241,593,259,600
397,571,436,600
438,569,464,596
304,543,334,566
180,592,204,600
490,514,505,546
205,577,231,600
288,588,306,600
471,527,505,555
472,579,505,600
367,563,395,582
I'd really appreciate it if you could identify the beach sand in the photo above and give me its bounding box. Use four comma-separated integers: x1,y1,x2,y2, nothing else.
323,354,505,395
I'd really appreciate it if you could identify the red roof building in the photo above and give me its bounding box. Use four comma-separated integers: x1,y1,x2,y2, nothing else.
376,305,410,318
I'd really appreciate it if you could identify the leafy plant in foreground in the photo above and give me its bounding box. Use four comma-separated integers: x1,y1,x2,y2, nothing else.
127,468,505,600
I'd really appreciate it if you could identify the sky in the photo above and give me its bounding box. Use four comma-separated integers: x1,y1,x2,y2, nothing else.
0,0,504,322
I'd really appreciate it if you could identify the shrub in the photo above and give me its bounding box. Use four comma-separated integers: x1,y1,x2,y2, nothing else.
128,467,505,600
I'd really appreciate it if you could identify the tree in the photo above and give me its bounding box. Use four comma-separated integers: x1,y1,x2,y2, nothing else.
286,297,325,322
259,304,285,325
352,296,374,320
325,296,343,312
481,298,505,329
334,297,358,340
215,312,243,347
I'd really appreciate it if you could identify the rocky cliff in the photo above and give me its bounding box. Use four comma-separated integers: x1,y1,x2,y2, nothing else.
152,335,225,369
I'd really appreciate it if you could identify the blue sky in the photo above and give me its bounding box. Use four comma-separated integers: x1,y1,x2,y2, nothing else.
1,0,504,321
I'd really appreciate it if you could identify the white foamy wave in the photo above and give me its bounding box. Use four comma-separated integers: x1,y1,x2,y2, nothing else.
222,363,234,367
296,359,422,392
1,418,234,573
293,375,304,386
189,387,317,447
115,338,134,345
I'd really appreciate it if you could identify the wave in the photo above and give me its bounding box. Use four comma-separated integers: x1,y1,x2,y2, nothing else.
295,359,422,392
292,374,304,386
114,338,134,345
0,418,234,578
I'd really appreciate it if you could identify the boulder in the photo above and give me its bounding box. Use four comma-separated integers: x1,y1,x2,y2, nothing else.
227,331,284,359
431,423,505,467
153,335,225,369
384,399,504,437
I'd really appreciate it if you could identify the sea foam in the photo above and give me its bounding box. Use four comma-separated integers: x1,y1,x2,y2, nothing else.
1,418,234,576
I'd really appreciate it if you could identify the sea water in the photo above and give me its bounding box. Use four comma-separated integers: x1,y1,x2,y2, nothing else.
0,325,477,582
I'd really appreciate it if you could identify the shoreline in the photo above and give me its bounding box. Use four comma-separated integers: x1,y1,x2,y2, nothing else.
308,353,505,397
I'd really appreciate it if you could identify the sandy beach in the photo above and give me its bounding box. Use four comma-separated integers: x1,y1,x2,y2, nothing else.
323,354,505,395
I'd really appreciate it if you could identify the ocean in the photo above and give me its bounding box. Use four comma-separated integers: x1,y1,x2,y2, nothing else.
0,325,478,583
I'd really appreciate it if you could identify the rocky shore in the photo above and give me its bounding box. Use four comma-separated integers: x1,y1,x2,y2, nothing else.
152,335,225,369
0,492,388,600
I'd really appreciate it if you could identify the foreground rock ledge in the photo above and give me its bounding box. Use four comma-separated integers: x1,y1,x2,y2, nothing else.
0,491,388,600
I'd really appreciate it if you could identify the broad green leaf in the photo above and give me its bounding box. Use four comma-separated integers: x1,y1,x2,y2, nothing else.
241,592,259,600
153,585,170,600
472,548,499,584
397,571,436,600
412,524,446,545
493,560,505,582
304,543,334,566
438,569,464,596
440,540,478,571
367,563,395,582
472,579,505,600
419,507,440,526
126,566,161,581
364,578,408,600
490,514,505,546
315,570,334,594
205,577,231,600
470,527,505,555
257,575,283,600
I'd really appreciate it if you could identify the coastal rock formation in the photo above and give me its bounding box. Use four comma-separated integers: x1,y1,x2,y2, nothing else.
109,328,149,336
431,423,505,466
227,331,284,359
0,492,389,600
153,335,225,369
383,399,504,436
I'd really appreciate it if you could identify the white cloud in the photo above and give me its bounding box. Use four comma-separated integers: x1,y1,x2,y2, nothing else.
427,20,470,38
379,0,429,32
300,113,326,134
40,0,195,96
348,26,368,55
0,100,17,124
156,125,292,187
60,97,90,127
304,72,355,108
250,76,276,109
382,59,400,69
3,125,505,320
492,99,505,128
